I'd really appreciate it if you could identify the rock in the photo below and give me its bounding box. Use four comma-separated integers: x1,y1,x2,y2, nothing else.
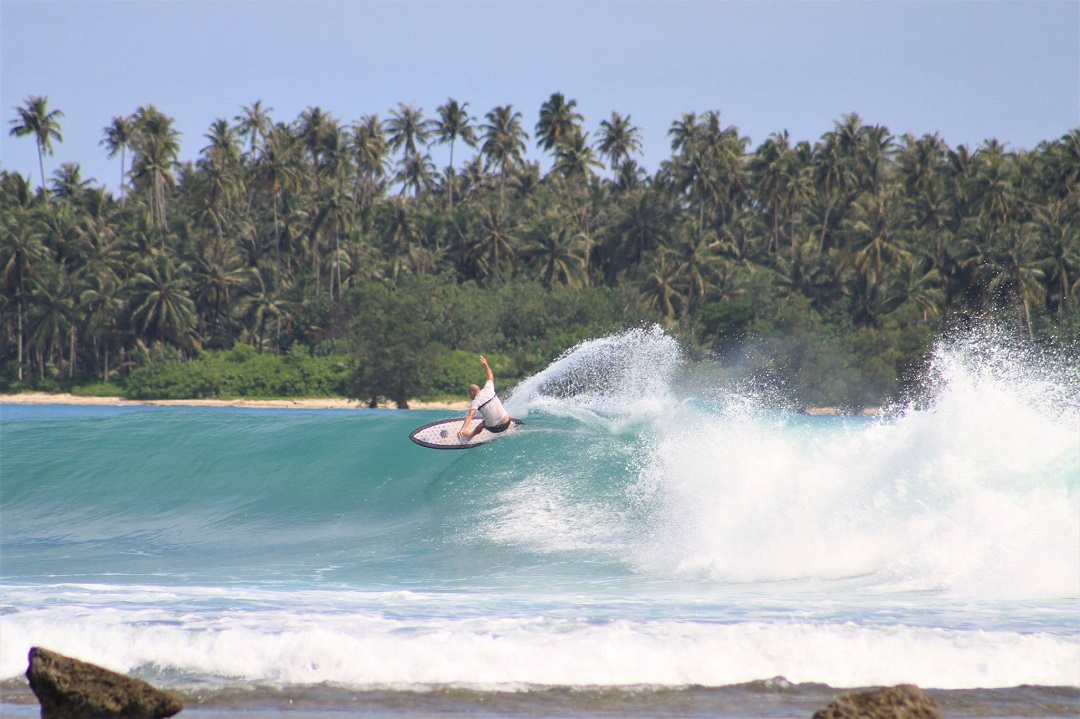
812,684,942,719
25,647,183,719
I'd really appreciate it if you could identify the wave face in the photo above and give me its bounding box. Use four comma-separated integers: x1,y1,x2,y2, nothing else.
2,326,1078,692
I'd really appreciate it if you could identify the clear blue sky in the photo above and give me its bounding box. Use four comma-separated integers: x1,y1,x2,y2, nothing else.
2,0,1078,192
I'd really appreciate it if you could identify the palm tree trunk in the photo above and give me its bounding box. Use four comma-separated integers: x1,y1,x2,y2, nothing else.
17,301,24,382
448,141,456,210
69,326,77,379
272,192,282,272
1022,297,1034,342
819,200,834,254
333,232,341,304
120,147,127,206
37,141,49,204
157,172,168,230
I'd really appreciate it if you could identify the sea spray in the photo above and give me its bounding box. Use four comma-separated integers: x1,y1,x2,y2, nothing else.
624,326,1080,597
506,325,684,422
494,325,1078,598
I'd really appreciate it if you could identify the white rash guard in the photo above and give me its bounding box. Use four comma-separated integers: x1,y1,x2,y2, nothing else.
470,380,508,426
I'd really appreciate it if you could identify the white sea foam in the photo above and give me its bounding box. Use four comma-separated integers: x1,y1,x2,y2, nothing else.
2,594,1075,689
503,325,1080,599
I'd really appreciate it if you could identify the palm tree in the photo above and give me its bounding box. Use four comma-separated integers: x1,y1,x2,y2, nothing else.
395,152,436,198
73,192,125,284
811,131,855,253
202,118,243,168
749,130,808,253
972,140,1017,225
254,122,303,267
193,120,245,242
842,185,910,287
457,155,492,200
479,105,528,210
235,100,273,158
522,221,587,288
50,163,93,203
385,104,433,197
27,267,79,378
433,99,477,209
129,254,197,348
614,159,647,192
466,201,519,281
667,112,700,154
0,203,47,380
604,188,673,280
552,131,603,182
386,104,432,158
100,115,135,204
9,95,64,201
383,197,418,289
129,105,181,231
987,225,1046,341
236,266,288,351
640,249,685,325
665,110,749,239
670,228,723,314
348,115,389,208
890,254,945,323
296,106,337,189
535,92,584,157
774,234,836,310
190,236,252,343
78,272,126,380
1031,200,1079,326
596,112,642,178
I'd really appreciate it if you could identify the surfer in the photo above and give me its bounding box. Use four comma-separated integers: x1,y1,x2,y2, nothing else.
458,355,512,440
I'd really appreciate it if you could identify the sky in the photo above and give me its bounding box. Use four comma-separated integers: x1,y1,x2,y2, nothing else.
2,0,1078,193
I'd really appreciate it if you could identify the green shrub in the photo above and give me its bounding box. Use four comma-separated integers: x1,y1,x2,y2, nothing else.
123,345,351,400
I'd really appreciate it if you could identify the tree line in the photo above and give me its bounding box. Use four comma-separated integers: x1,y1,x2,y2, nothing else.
2,93,1077,405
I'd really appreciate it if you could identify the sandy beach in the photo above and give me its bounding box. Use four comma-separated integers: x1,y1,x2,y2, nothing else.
0,393,883,416
0,392,469,411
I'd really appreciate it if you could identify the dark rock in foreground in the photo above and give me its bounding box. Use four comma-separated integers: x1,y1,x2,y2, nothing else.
813,684,943,719
25,647,183,719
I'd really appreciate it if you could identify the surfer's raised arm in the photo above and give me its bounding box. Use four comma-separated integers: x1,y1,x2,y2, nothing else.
479,355,494,384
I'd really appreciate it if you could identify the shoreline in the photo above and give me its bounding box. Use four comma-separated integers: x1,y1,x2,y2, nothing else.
0,393,881,416
0,392,469,411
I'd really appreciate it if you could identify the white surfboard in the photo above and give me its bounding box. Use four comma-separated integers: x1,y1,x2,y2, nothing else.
409,417,523,450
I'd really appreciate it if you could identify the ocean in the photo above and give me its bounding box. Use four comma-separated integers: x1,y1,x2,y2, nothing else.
2,327,1078,718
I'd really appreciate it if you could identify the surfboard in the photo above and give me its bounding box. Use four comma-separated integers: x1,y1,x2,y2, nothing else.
409,417,523,450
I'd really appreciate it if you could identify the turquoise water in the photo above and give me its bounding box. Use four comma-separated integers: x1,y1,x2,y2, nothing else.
2,328,1078,717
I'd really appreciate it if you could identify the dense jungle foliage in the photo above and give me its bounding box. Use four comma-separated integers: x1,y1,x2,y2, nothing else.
2,93,1077,406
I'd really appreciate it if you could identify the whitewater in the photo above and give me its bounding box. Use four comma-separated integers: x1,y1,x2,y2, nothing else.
1,326,1078,718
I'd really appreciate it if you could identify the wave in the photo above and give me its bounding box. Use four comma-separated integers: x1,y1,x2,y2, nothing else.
2,326,1077,599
